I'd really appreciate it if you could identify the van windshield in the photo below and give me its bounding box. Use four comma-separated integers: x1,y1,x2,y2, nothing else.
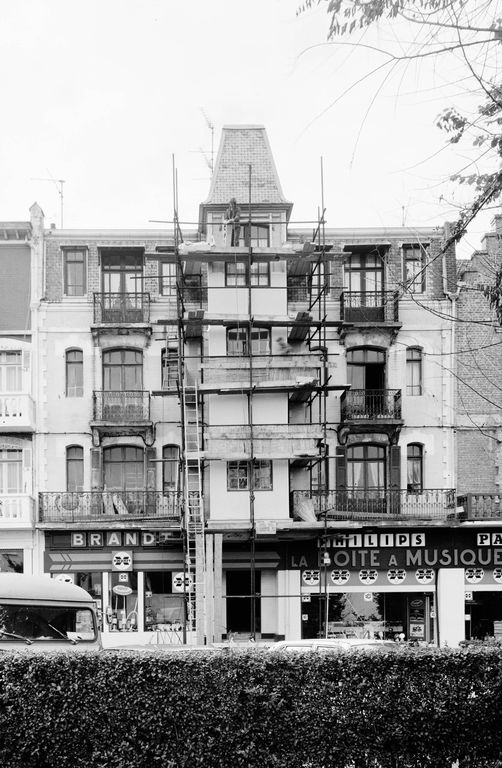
0,603,97,643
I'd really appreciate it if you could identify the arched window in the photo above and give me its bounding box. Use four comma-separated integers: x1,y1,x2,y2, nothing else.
66,446,84,492
407,444,423,492
65,349,83,397
162,445,180,494
406,347,422,396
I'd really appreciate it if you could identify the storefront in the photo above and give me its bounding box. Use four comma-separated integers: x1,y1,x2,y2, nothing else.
43,529,187,643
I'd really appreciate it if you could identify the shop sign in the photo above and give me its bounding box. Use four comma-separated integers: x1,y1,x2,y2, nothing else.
112,584,133,596
112,551,133,572
70,531,175,548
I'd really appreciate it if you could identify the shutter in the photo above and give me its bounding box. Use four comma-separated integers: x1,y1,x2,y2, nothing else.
90,448,102,492
335,447,347,491
389,445,401,490
146,447,156,492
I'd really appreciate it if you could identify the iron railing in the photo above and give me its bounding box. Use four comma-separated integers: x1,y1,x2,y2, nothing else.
341,389,402,421
38,490,188,523
340,291,399,323
93,391,150,422
93,293,150,324
457,493,502,520
292,489,456,521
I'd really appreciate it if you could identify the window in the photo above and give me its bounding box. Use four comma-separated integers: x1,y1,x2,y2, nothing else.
403,244,427,293
66,349,83,397
347,445,385,494
406,347,422,396
227,327,270,356
242,224,270,248
407,444,423,492
66,446,84,492
101,248,143,294
102,349,142,391
0,449,22,494
63,249,87,296
227,460,272,491
103,446,144,491
225,261,270,287
344,252,383,294
162,445,180,493
0,550,23,572
160,262,177,296
0,352,22,392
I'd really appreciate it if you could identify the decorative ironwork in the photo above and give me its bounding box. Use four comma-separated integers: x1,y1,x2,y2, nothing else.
457,493,502,520
292,489,456,521
94,293,150,324
341,389,402,421
341,291,399,323
38,491,187,523
93,391,150,422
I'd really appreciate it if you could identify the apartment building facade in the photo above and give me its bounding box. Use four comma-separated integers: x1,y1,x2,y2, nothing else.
4,125,502,646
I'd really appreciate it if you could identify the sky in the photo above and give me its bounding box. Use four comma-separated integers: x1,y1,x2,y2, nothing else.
1,0,500,259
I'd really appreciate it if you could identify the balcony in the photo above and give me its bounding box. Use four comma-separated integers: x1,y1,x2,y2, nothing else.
339,389,402,443
456,493,502,521
0,394,35,432
340,291,399,323
0,495,35,528
90,391,153,446
292,489,456,523
200,355,321,399
38,491,184,525
204,423,323,461
92,293,152,342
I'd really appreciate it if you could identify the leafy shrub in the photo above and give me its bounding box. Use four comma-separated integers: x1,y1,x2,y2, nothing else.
1,647,502,767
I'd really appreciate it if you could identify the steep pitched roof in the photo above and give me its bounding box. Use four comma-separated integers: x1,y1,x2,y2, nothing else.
203,125,291,207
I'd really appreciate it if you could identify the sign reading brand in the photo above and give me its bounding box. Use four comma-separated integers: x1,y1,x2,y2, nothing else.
70,531,175,548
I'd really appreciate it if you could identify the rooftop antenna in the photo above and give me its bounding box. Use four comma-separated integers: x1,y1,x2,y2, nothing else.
32,175,65,227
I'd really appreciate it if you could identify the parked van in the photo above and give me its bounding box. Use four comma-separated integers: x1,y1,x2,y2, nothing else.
0,573,101,652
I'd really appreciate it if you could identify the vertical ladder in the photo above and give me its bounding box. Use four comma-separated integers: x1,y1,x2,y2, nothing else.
182,379,205,643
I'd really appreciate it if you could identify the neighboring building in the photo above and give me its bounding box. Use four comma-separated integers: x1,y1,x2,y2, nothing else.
7,124,502,646
456,215,502,641
0,208,41,577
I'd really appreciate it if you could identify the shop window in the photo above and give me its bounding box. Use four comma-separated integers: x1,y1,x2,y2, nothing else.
159,262,177,296
102,348,142,391
162,445,180,493
406,347,422,396
66,446,84,493
0,550,23,572
407,444,423,493
107,572,139,632
63,248,87,296
227,327,270,356
403,244,427,293
225,261,270,287
144,572,184,632
65,349,83,397
227,460,272,491
0,351,22,392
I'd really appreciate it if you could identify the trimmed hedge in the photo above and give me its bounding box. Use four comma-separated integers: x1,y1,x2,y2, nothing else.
1,648,502,767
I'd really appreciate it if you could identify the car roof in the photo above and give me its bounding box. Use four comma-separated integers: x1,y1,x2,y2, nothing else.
0,574,94,604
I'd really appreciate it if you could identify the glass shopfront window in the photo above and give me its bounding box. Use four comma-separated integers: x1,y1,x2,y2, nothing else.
301,591,434,643
465,591,502,640
144,572,184,632
107,572,139,632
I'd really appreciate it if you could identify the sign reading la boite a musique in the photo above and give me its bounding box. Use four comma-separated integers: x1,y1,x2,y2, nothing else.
289,531,502,570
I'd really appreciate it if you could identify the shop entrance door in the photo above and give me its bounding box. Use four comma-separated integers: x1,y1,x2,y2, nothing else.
225,570,261,637
407,594,433,643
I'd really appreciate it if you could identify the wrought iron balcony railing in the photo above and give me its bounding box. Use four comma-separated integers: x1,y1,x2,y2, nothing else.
38,491,186,523
93,391,150,422
93,293,150,324
292,489,456,522
340,291,399,323
341,389,402,421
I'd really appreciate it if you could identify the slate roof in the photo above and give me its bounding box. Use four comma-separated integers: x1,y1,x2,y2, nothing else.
203,125,291,207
